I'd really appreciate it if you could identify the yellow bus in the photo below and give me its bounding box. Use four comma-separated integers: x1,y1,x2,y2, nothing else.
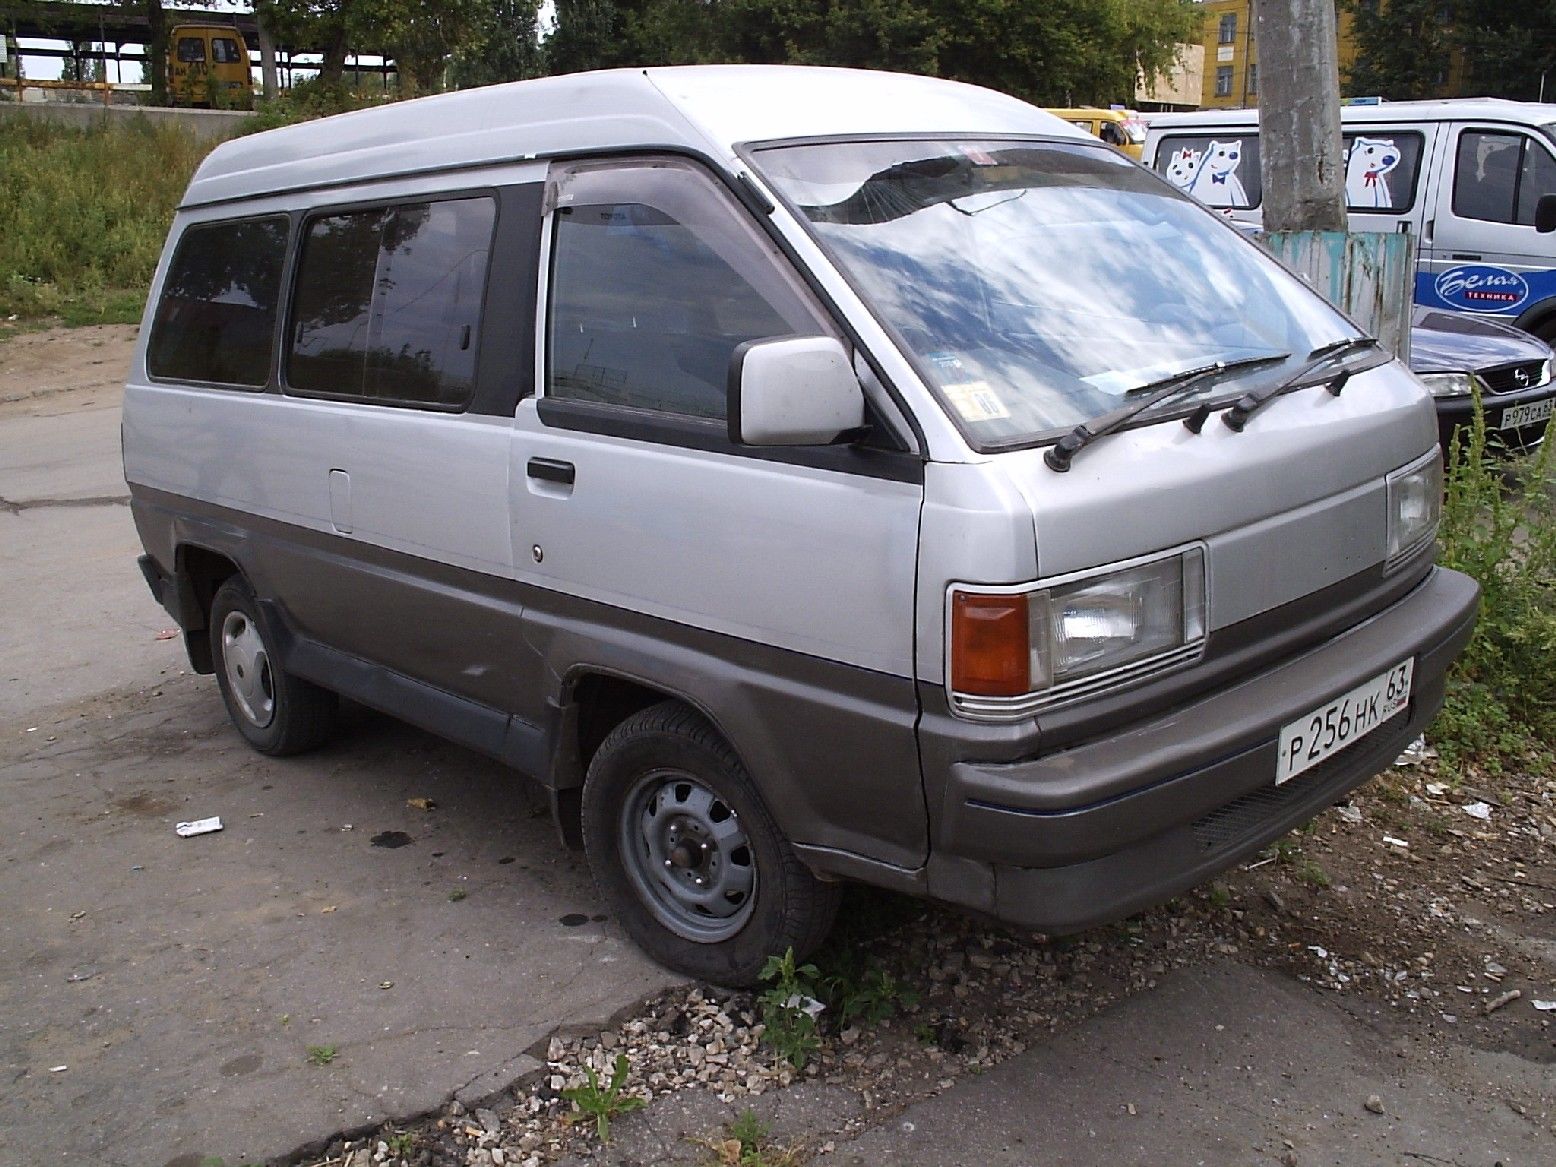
168,25,253,109
1045,107,1147,160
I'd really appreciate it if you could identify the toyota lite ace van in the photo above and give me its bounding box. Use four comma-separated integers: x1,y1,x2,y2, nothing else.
124,67,1479,985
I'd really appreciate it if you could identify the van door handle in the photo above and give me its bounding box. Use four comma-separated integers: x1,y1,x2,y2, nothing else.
526,457,575,486
1450,253,1482,261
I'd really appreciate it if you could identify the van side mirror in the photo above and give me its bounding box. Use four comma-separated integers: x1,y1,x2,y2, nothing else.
1536,193,1556,234
728,336,865,446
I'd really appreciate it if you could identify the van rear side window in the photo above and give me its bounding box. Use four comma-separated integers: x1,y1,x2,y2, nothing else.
288,196,496,409
1154,134,1260,210
146,215,289,388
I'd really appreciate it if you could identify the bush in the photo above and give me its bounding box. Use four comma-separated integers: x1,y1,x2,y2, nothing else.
0,116,211,323
1432,394,1556,767
243,78,398,134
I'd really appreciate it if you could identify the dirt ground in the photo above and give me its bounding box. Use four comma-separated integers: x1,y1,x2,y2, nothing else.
386,746,1555,1167
0,323,137,420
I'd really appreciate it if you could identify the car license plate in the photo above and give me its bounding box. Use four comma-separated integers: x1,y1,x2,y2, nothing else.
1276,659,1413,785
1501,398,1555,430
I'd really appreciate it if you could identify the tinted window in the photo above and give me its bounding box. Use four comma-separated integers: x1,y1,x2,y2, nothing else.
288,197,495,407
1454,131,1521,223
1155,133,1260,209
1517,141,1556,224
212,38,243,64
547,161,826,420
1342,131,1423,213
146,216,288,387
176,37,205,63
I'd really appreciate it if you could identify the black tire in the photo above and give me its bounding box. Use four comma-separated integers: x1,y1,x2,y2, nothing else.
209,577,337,756
581,701,841,986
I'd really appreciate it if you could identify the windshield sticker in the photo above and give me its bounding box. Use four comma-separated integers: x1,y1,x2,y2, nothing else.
942,380,1011,422
955,145,999,166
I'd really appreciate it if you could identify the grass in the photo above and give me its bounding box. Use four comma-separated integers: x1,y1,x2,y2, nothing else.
1432,398,1556,770
305,1044,337,1066
697,1110,805,1166
0,117,215,325
560,1052,645,1142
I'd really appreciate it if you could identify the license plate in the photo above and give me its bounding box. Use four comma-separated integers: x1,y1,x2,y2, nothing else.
1501,398,1555,430
1276,659,1413,785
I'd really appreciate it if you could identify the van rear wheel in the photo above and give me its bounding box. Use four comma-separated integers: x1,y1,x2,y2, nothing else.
209,577,337,756
581,701,840,986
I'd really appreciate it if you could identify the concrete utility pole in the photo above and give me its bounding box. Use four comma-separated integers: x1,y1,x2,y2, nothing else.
1255,0,1346,232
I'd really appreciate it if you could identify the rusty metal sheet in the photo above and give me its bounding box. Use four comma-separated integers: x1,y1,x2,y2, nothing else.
1262,230,1415,364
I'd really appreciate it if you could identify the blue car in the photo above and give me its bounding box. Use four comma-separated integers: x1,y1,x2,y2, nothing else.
1411,306,1555,455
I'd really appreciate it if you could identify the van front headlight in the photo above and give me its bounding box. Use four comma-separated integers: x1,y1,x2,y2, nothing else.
949,547,1207,717
1386,454,1442,570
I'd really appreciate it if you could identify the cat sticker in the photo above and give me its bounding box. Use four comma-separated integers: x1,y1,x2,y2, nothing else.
1165,147,1202,191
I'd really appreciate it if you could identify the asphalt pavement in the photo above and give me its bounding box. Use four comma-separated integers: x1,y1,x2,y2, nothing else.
2,335,1551,1167
0,367,680,1167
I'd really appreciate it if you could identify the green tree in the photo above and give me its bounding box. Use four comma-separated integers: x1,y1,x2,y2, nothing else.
545,0,626,74
1343,0,1458,100
1454,0,1556,101
257,0,487,96
452,0,545,87
540,0,1198,106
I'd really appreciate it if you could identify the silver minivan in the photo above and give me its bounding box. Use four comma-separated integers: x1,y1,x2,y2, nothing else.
124,66,1479,985
1145,99,1556,344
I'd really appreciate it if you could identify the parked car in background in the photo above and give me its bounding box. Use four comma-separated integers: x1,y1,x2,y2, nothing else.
1144,100,1556,341
1411,305,1555,454
1046,107,1146,159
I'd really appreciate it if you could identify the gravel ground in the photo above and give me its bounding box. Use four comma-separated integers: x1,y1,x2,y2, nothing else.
297,741,1556,1167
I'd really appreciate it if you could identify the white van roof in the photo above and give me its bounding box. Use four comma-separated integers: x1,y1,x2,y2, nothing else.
1149,97,1556,133
183,66,1081,208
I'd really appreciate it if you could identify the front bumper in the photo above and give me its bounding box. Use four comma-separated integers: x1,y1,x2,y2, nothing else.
925,566,1479,933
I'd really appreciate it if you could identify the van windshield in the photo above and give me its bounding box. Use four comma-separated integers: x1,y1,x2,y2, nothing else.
753,138,1359,447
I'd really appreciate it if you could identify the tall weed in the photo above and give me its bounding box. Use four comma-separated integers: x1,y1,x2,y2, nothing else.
1433,394,1556,767
0,117,213,322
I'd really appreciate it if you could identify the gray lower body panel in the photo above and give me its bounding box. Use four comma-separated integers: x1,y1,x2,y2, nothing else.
127,486,929,868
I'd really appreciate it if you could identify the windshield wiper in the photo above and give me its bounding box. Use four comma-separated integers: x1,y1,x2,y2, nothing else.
1044,352,1291,472
1221,337,1381,432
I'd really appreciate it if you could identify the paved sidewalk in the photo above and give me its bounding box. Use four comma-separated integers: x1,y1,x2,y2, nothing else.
831,960,1550,1166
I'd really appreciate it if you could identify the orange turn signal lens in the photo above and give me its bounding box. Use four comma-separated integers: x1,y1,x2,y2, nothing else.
950,591,1031,697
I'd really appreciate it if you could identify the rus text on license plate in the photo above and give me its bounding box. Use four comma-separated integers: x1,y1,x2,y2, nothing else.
1501,398,1554,430
1276,659,1414,785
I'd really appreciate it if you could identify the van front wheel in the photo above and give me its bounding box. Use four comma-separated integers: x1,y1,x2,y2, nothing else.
581,702,840,986
209,578,337,756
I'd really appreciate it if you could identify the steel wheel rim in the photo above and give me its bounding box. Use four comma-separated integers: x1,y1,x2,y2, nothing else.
221,610,275,728
619,769,757,943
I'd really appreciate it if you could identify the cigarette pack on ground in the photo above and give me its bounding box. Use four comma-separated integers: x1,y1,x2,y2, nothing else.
175,817,223,837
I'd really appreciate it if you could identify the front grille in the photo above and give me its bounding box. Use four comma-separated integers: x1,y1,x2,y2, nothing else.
1191,711,1408,852
1480,360,1546,395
